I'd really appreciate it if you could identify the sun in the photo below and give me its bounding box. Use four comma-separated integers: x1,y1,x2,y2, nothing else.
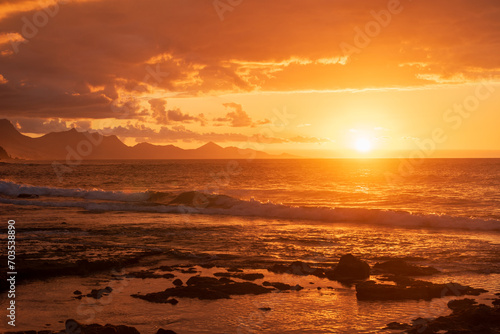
354,138,372,153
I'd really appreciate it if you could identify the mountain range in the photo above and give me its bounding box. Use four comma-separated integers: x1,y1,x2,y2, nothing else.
0,119,296,160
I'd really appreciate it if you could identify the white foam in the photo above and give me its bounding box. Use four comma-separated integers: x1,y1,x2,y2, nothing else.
0,180,149,202
2,180,500,232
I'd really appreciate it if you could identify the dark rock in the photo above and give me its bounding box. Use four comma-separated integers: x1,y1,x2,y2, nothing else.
268,261,320,276
327,254,370,281
180,267,197,274
166,298,178,305
156,265,174,272
404,300,500,334
129,270,175,279
156,330,177,334
128,270,159,279
73,290,82,295
227,267,243,272
162,273,175,279
384,322,411,330
172,279,183,286
132,280,272,301
218,277,234,284
186,276,220,286
356,279,488,301
373,259,440,276
234,273,264,281
262,281,294,290
448,298,478,312
65,319,140,334
214,272,232,277
17,193,39,199
87,286,113,299
259,307,271,311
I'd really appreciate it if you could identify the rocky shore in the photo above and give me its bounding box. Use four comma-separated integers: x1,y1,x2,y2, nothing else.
4,253,495,333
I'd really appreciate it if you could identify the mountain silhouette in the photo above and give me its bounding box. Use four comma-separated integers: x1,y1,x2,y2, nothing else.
0,145,10,160
0,119,296,160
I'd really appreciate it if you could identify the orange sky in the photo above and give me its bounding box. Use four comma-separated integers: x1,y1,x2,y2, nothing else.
0,0,499,157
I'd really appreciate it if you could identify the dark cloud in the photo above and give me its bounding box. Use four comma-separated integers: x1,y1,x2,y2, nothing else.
12,117,92,133
0,0,498,121
214,103,270,127
148,98,205,125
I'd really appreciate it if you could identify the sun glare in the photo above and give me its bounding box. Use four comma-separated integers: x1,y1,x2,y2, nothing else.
355,138,372,153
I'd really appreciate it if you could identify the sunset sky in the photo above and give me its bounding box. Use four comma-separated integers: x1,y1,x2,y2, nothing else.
0,0,499,157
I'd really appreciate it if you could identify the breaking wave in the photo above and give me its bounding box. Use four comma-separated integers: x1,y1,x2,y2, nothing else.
1,180,500,232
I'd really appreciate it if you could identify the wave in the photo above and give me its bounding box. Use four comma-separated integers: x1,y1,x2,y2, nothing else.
1,180,500,232
0,180,151,202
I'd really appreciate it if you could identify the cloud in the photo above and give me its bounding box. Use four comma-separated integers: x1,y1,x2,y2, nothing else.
289,136,333,143
148,98,205,125
12,117,91,133
0,0,498,121
214,103,270,127
148,98,169,124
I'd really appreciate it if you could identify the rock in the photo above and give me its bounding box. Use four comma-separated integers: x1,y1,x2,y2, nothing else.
404,300,500,334
213,272,232,277
180,267,197,274
218,277,234,284
65,319,140,334
172,279,183,286
262,281,293,290
132,279,272,302
268,261,320,276
186,276,220,286
448,298,478,312
156,265,174,272
327,254,370,281
234,273,264,281
384,322,411,330
87,286,113,299
162,273,175,279
373,259,440,276
128,270,174,279
17,193,39,199
166,298,178,305
356,278,488,301
259,307,271,311
156,330,177,334
227,267,243,272
73,290,82,295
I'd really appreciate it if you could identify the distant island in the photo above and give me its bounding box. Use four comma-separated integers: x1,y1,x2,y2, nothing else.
0,119,296,160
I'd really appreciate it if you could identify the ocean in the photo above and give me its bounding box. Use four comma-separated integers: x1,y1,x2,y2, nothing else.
1,158,499,333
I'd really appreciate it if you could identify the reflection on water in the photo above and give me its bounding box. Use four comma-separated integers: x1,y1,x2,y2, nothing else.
2,205,499,333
